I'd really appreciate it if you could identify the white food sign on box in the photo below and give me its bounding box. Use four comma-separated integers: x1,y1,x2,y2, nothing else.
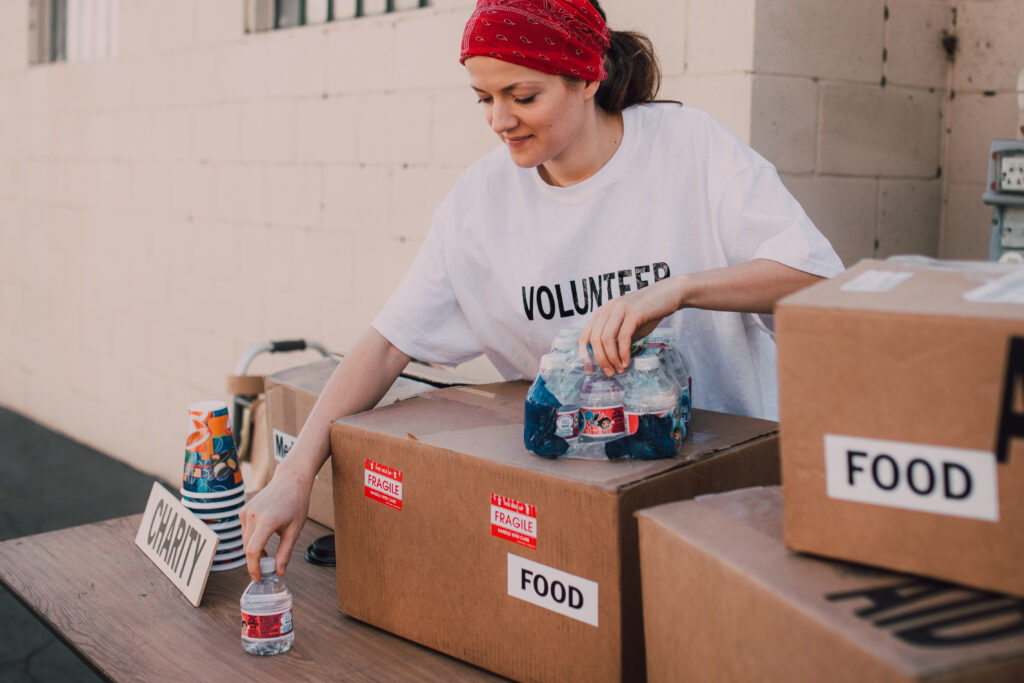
134,482,220,607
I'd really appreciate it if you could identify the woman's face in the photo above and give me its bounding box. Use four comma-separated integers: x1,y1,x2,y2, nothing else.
465,56,597,172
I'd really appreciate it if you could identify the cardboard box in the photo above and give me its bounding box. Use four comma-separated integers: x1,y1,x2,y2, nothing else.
330,381,780,682
264,358,437,528
777,259,1024,596
637,487,1024,683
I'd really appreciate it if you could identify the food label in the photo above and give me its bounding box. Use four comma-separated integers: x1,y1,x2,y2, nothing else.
824,434,999,521
581,405,625,438
554,409,580,438
507,554,598,627
491,494,537,550
272,429,296,463
241,609,293,639
364,459,403,511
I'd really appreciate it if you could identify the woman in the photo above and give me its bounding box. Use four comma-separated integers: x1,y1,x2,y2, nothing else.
241,0,844,581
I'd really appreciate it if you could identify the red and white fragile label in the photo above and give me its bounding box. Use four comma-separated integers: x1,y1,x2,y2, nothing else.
364,459,403,511
490,494,537,550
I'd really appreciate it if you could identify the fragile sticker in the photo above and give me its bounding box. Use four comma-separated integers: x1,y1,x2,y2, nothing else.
490,494,537,550
364,459,403,511
507,554,598,627
824,434,999,522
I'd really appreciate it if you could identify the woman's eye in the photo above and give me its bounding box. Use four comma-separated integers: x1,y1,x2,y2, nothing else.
477,97,492,104
514,95,536,104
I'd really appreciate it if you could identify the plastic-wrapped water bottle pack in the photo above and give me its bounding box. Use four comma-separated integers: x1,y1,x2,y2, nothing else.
524,327,693,460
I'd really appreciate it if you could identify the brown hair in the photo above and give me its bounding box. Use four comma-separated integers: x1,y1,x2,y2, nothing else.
586,0,664,113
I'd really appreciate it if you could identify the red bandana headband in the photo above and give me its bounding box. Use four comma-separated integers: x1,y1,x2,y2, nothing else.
460,0,610,81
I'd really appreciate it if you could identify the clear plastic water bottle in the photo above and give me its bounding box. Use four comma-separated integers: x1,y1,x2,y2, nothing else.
643,327,693,429
549,326,584,363
524,354,582,458
579,370,626,442
241,557,294,655
621,355,681,459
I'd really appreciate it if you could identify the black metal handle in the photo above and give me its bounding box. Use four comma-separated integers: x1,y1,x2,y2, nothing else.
270,340,307,353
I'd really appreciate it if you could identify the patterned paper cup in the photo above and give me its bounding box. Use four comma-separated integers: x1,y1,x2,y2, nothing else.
182,401,244,495
214,547,246,562
180,483,246,501
217,526,242,542
210,556,247,572
205,518,241,532
191,505,244,520
198,515,241,528
218,537,244,552
181,492,246,510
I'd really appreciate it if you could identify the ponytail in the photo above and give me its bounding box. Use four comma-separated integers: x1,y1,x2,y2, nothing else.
597,30,661,113
586,1,664,113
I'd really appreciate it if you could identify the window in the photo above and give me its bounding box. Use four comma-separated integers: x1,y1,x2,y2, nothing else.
29,0,119,65
246,0,429,33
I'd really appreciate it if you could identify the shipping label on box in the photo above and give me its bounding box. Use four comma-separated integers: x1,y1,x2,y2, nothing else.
778,259,1024,597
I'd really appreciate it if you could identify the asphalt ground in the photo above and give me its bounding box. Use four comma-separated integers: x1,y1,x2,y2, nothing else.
0,406,157,682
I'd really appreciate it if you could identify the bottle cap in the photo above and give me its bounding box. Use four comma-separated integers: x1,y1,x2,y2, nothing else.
634,355,661,371
259,557,277,576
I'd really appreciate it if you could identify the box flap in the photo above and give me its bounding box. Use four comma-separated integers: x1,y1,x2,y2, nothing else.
638,488,1024,678
334,384,778,492
779,259,1024,321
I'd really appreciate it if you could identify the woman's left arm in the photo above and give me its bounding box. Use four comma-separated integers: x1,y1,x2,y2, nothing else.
580,258,824,375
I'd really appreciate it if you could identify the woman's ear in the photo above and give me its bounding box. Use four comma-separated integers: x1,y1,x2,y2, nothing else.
583,79,600,101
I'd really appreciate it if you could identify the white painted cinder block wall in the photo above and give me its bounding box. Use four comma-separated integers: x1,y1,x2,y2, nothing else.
0,0,1018,483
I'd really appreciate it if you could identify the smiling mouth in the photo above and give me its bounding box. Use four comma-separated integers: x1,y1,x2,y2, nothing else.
505,135,532,146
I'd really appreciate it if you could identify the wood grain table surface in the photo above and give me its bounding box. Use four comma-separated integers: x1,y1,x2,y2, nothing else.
0,515,506,682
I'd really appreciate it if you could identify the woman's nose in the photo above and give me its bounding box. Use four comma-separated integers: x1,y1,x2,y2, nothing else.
490,100,517,133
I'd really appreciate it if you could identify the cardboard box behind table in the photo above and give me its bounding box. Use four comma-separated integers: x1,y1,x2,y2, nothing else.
777,259,1024,597
637,487,1024,683
264,358,438,528
330,381,781,683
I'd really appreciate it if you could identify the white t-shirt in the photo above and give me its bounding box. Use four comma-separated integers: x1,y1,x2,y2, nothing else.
373,103,844,420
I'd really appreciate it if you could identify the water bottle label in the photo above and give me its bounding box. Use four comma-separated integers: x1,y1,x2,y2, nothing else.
554,409,580,438
581,406,625,438
625,410,669,435
679,385,692,427
241,608,293,639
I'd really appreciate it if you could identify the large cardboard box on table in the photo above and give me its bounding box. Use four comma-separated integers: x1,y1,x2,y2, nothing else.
637,487,1024,683
263,358,437,528
777,259,1024,596
330,381,780,682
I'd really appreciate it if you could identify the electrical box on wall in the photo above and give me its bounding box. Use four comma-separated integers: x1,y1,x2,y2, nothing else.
984,140,1024,262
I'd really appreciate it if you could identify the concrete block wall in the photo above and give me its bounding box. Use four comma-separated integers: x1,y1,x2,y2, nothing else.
749,0,950,267
0,0,1017,482
942,0,1024,258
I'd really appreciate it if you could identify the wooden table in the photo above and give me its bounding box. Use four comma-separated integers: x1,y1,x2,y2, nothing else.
0,515,505,681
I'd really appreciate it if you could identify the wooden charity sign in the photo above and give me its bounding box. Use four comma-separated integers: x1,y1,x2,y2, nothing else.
134,482,220,607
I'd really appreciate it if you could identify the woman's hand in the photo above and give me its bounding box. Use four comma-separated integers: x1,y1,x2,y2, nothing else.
579,276,685,375
579,260,826,376
240,464,314,582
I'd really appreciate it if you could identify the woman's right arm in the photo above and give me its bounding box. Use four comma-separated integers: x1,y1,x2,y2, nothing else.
240,326,411,581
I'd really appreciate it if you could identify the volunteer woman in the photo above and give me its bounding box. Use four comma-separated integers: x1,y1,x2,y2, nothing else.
241,0,844,581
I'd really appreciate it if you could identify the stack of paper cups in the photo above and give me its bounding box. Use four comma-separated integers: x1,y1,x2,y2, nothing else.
180,400,246,572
